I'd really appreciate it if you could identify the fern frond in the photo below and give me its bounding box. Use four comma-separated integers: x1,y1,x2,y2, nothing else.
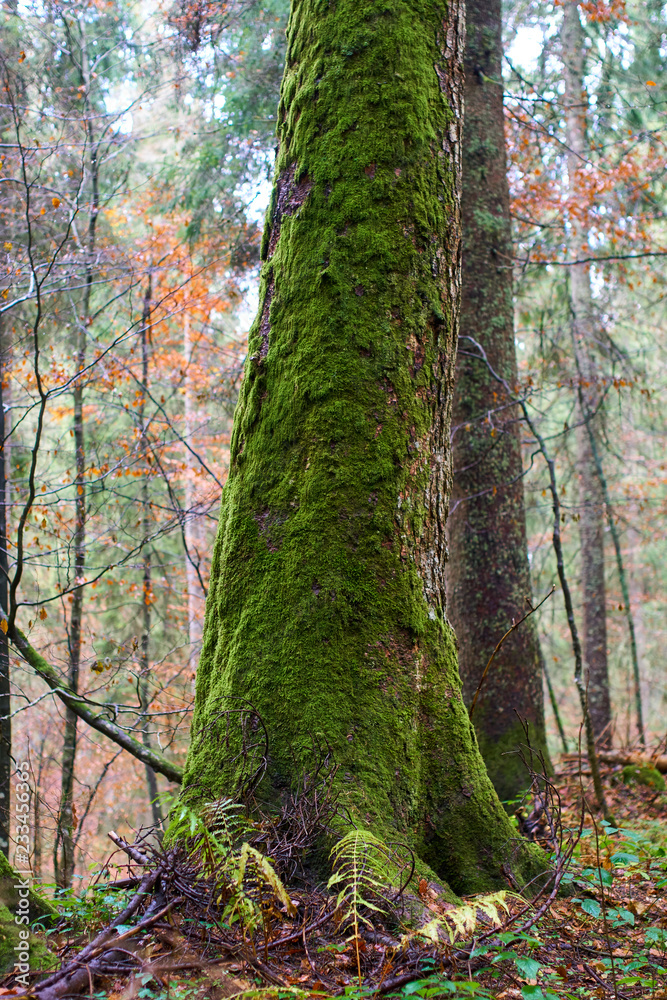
165,798,254,885
236,843,296,917
328,829,403,931
224,842,296,932
403,890,511,946
203,797,249,851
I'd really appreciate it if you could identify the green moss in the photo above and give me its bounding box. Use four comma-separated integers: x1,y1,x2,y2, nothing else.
0,852,57,924
621,764,665,791
0,903,55,975
0,855,56,975
183,0,546,896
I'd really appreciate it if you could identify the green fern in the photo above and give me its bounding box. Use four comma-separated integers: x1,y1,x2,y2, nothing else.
166,798,248,875
328,829,398,929
328,829,407,988
203,797,251,850
166,799,295,938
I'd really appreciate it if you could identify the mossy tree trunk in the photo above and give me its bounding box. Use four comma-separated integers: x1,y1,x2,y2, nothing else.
561,3,612,746
183,0,541,895
446,0,551,801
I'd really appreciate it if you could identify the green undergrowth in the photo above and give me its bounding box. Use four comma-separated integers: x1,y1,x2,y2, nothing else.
102,810,666,1000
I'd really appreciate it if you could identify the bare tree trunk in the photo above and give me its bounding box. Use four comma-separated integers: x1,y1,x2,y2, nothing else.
627,519,648,737
33,790,41,883
183,313,204,679
32,733,47,884
561,3,612,747
138,279,163,831
54,22,97,887
54,324,85,890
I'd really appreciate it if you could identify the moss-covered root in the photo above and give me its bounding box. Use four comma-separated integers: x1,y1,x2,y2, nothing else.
0,853,57,974
181,0,547,895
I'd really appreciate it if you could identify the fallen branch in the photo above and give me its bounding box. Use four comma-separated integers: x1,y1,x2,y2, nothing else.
25,871,160,999
565,751,667,775
108,829,151,865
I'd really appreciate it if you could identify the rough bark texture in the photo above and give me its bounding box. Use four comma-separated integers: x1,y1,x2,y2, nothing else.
446,0,550,802
182,0,542,895
561,3,612,746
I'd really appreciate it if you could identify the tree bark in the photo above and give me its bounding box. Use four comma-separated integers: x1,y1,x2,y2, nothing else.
182,0,542,895
446,0,551,801
561,2,612,747
54,325,85,891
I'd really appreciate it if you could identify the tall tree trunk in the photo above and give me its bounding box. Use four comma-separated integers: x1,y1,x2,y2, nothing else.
54,25,98,886
182,0,542,895
138,279,163,831
627,520,647,738
54,327,85,890
183,313,205,679
446,0,551,801
0,321,11,857
561,2,612,747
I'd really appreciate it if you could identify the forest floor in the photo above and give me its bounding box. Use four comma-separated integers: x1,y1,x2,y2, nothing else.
2,752,665,1000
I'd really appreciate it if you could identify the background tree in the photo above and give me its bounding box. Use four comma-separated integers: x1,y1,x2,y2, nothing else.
560,1,612,747
505,0,666,748
446,0,551,802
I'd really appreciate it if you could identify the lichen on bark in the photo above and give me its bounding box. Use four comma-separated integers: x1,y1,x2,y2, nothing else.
182,0,544,896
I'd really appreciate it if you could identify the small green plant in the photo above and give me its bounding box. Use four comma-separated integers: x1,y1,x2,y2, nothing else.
328,829,405,987
42,879,132,936
166,798,294,941
328,829,398,927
